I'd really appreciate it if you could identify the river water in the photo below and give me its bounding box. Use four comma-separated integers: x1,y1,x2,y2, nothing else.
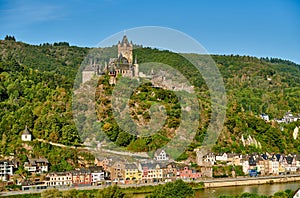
133,181,300,198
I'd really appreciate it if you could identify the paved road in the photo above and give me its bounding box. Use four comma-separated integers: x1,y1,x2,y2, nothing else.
36,139,149,158
1,175,300,197
0,182,163,197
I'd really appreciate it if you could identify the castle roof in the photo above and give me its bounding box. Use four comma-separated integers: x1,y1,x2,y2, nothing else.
120,35,130,46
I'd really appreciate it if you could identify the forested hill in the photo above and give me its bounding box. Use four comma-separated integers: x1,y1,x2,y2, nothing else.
0,39,89,79
0,39,300,166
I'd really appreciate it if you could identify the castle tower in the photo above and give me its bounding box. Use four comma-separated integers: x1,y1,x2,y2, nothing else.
118,35,133,64
133,55,139,78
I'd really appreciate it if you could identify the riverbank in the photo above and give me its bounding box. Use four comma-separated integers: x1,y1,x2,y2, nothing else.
2,175,300,197
203,174,300,188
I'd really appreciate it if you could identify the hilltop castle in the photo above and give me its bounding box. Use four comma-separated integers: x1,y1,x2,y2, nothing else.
82,35,139,84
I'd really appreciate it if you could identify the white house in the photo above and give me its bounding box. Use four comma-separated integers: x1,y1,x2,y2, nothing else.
91,172,105,184
283,112,298,123
204,153,216,165
260,114,270,122
45,172,72,187
242,160,249,175
89,166,105,184
216,153,228,161
24,158,49,173
154,149,169,161
269,160,279,175
0,160,14,181
21,126,32,141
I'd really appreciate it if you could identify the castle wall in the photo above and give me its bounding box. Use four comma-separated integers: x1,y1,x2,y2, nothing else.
82,71,95,84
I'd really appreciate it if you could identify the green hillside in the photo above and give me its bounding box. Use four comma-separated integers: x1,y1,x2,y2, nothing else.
0,39,300,166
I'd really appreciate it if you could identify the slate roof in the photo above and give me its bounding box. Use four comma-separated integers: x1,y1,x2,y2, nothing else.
88,166,104,172
285,155,294,164
261,153,268,160
28,158,49,165
0,159,13,165
141,162,165,169
125,163,138,170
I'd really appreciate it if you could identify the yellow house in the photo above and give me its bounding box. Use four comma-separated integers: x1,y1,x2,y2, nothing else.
279,163,286,174
125,163,142,183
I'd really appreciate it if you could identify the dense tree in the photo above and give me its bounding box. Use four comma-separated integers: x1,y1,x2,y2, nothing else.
0,39,300,166
41,188,60,198
4,35,16,41
97,185,129,198
147,179,194,198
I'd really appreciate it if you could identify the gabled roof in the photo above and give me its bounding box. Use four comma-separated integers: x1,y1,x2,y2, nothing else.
249,156,256,166
154,149,167,157
285,155,294,164
261,153,268,160
271,154,281,161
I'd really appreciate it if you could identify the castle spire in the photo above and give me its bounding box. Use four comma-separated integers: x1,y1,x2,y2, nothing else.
121,34,129,46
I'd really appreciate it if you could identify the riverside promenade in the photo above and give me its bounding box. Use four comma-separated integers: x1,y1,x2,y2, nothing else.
202,174,300,188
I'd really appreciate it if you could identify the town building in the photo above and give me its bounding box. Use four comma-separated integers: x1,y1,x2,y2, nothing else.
140,162,164,182
72,169,92,187
94,157,112,171
24,158,49,173
109,161,125,183
154,149,169,161
89,166,106,185
162,162,177,181
45,172,72,187
0,160,14,181
177,166,201,180
216,153,228,162
124,163,142,184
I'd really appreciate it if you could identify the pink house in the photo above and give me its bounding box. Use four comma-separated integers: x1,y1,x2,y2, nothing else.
177,166,201,180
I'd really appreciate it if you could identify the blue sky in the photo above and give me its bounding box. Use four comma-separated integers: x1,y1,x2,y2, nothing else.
0,0,299,63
